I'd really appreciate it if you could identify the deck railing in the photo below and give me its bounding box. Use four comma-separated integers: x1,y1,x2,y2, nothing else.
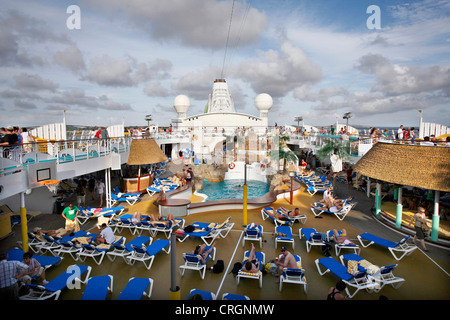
0,136,133,176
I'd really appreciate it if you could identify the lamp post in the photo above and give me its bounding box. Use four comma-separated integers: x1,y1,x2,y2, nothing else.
145,114,152,128
243,163,248,225
288,163,296,205
294,116,303,130
343,112,352,131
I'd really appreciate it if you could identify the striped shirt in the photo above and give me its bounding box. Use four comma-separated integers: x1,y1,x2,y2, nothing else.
0,260,28,288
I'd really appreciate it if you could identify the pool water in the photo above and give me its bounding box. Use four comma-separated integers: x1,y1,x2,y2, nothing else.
201,179,270,201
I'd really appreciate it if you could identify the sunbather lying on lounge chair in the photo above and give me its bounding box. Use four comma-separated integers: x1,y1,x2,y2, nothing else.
311,196,344,210
312,201,343,213
265,209,291,221
131,212,144,225
148,213,176,225
278,207,302,218
330,229,356,245
192,241,216,264
241,244,261,273
32,227,63,239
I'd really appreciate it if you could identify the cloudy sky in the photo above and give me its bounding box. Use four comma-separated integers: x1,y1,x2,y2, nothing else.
1,0,449,129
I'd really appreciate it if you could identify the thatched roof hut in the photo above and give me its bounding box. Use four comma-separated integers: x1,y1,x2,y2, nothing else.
127,139,167,165
353,142,450,192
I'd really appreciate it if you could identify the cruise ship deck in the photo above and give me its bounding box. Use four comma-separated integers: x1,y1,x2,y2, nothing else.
1,162,449,304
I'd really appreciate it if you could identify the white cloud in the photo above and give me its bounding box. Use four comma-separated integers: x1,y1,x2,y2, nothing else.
53,45,86,74
232,40,322,97
84,0,268,50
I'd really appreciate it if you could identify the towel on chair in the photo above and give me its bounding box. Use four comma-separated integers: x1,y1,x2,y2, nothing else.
359,259,380,274
347,260,359,275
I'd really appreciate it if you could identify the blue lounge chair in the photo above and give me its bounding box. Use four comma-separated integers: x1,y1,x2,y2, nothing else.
276,208,307,224
315,257,377,298
7,248,62,272
340,253,405,291
147,186,163,196
179,245,216,279
20,232,45,254
114,187,141,198
187,289,216,300
117,277,154,300
236,250,265,288
178,217,234,245
222,293,250,300
106,236,152,262
357,232,417,260
242,224,263,248
52,230,88,260
82,275,114,300
279,254,306,293
110,192,140,206
327,229,360,255
113,214,145,234
147,218,185,239
85,206,125,218
311,203,353,220
77,234,125,265
305,182,331,196
260,207,293,226
275,225,294,249
127,239,171,269
81,275,114,300
38,234,62,256
299,228,328,253
20,264,92,300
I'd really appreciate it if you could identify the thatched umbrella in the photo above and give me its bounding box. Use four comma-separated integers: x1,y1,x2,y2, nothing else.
127,139,168,192
354,142,450,241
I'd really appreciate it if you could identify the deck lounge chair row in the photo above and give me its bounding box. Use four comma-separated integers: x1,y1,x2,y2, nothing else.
111,214,185,238
19,263,153,300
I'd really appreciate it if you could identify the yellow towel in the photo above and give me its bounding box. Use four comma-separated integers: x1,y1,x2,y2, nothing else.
347,260,359,275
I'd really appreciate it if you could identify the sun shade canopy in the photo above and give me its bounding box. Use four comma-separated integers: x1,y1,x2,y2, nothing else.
353,142,450,192
127,139,168,165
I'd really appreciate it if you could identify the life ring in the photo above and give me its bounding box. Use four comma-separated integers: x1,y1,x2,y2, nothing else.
261,164,265,171
228,162,235,170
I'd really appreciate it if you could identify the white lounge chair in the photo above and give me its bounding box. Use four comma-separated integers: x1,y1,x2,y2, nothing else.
106,236,152,263
126,239,171,269
20,264,92,300
179,245,216,279
357,232,417,260
327,229,361,256
279,254,307,293
242,224,263,248
311,203,353,220
110,192,140,206
299,228,328,253
261,207,293,226
340,253,405,291
274,225,294,249
82,275,114,300
276,208,307,224
236,251,265,288
117,277,154,300
315,257,378,298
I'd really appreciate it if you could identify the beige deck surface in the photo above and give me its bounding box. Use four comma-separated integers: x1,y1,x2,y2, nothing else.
3,181,449,301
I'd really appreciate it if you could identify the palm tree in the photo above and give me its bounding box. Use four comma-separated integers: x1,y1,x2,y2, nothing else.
316,138,350,161
269,134,298,172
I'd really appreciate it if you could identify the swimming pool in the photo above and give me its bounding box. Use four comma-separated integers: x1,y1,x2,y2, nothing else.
200,179,270,201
